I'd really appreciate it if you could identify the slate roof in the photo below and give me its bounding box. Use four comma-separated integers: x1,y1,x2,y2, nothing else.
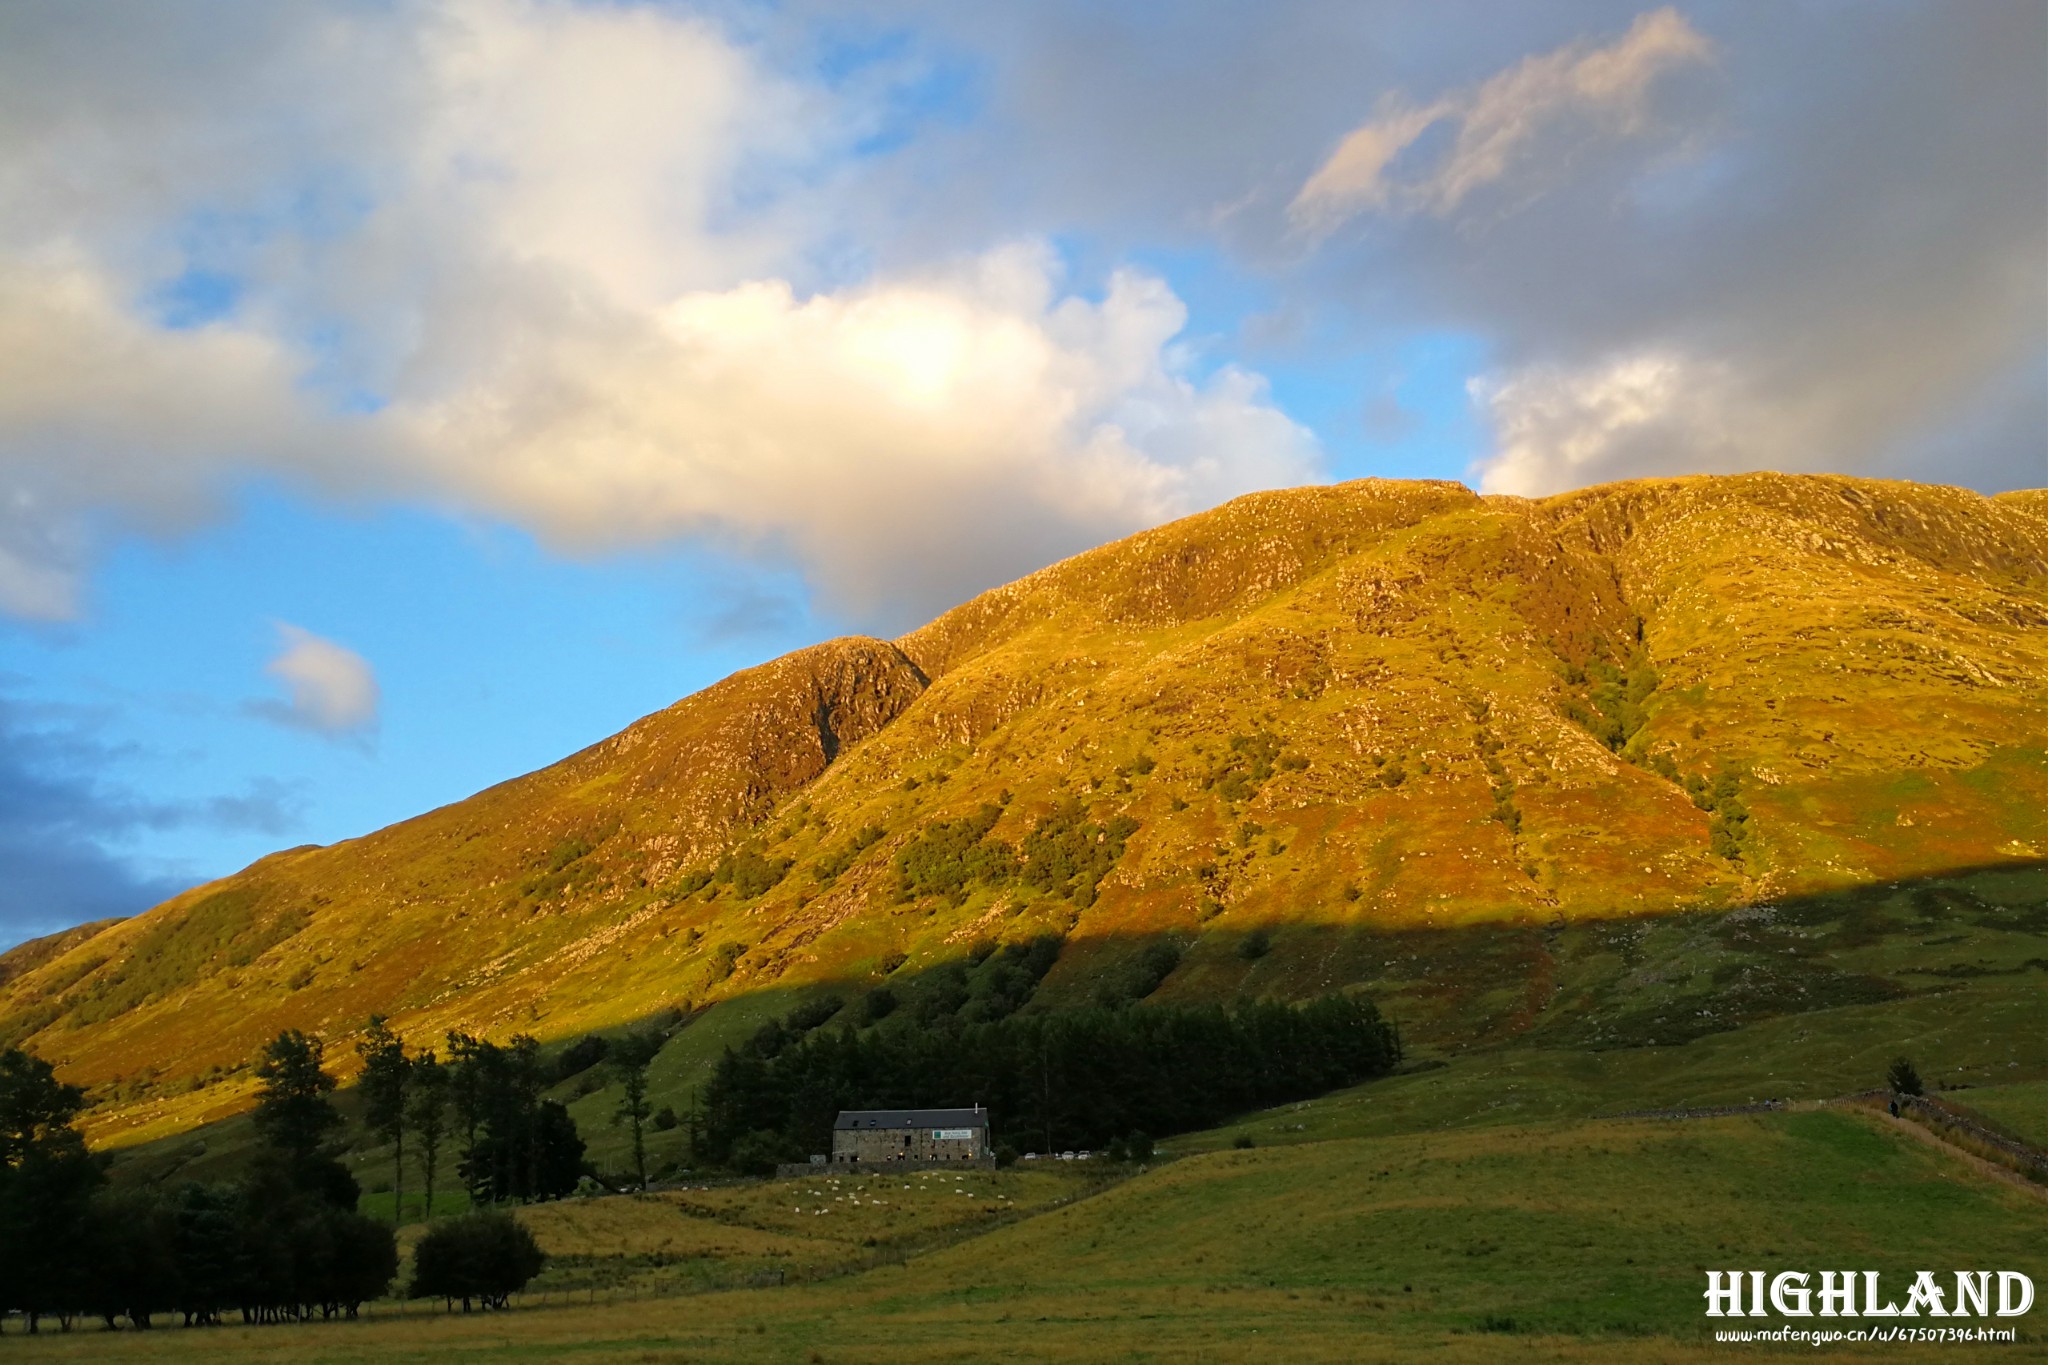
834,1107,987,1131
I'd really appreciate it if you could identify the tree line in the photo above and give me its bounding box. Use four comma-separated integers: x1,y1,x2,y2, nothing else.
0,1034,395,1332
0,1016,590,1334
699,992,1401,1172
357,1016,666,1211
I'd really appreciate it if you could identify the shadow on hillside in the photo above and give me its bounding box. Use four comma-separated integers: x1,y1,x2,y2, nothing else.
729,857,2047,1056
103,858,2046,1188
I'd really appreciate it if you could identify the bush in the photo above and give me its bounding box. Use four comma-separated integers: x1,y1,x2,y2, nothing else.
859,987,898,1024
408,1211,546,1311
652,1105,679,1132
1887,1056,1925,1096
785,995,845,1032
1238,928,1272,961
554,1033,609,1082
896,805,1013,903
1232,1135,1255,1150
724,849,793,900
1018,801,1139,908
813,824,887,882
1096,940,1183,1006
724,1130,794,1177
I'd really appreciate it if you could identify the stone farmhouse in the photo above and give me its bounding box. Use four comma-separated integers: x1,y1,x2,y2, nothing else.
829,1106,992,1165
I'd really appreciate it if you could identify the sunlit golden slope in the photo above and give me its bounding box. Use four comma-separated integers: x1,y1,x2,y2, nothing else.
3,473,2044,1143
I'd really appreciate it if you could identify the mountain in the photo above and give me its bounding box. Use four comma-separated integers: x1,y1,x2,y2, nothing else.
4,472,2045,1149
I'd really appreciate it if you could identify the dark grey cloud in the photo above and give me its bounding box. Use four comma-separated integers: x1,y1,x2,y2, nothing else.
800,0,2046,494
1313,2,2047,494
0,696,304,949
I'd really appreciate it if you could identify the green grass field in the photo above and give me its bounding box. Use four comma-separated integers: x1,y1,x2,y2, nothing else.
7,1106,2042,1362
1948,1080,2048,1150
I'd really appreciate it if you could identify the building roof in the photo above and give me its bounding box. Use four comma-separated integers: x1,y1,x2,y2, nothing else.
834,1107,987,1131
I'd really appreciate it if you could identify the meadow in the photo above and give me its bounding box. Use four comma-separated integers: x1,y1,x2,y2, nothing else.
5,1103,2042,1362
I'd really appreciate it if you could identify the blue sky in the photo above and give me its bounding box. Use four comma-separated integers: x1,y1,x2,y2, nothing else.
0,0,2040,946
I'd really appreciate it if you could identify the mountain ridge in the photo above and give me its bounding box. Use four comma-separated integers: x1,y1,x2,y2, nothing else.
3,471,2044,1149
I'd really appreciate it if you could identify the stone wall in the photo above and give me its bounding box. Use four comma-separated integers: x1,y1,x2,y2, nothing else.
831,1126,991,1163
776,1157,997,1179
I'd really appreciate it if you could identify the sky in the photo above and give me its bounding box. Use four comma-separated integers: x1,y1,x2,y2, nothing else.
0,0,2042,948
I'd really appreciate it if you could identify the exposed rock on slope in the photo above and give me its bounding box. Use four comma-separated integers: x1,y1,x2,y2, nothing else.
2,473,2043,1145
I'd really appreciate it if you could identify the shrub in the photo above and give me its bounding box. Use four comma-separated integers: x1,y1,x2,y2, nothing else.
813,824,887,882
896,805,1012,903
1232,1135,1255,1150
785,995,845,1032
1887,1056,1925,1096
723,849,794,900
408,1211,547,1311
725,1129,793,1177
1213,731,1282,804
1239,928,1272,961
1096,940,1184,1006
652,1105,679,1132
1018,800,1139,908
554,1033,610,1082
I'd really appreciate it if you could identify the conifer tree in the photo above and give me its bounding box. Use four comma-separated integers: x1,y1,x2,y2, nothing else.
0,1048,101,1333
610,1032,662,1189
409,1051,450,1222
253,1030,354,1207
356,1016,410,1222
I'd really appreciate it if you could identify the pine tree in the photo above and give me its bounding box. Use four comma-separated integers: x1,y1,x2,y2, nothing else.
610,1032,662,1189
409,1052,450,1222
253,1030,352,1204
0,1048,102,1333
356,1016,410,1223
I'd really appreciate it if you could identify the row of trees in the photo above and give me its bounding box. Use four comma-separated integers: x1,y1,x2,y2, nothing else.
0,1017,590,1333
357,1017,661,1218
0,1034,396,1332
700,993,1402,1171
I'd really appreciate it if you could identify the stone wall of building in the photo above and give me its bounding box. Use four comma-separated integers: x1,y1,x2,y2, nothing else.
776,1156,997,1178
830,1124,991,1163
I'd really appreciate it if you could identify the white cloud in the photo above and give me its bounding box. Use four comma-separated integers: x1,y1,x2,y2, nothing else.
0,0,1316,625
1467,347,1859,496
1292,7,1711,233
396,241,1318,618
0,251,357,617
252,624,380,736
1472,351,1722,494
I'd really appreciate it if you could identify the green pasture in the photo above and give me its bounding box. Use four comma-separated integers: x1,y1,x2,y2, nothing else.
8,1107,2042,1362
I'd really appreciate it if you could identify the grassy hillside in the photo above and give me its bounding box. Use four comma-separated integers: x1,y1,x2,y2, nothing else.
2,473,2044,1154
8,1104,2042,1361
